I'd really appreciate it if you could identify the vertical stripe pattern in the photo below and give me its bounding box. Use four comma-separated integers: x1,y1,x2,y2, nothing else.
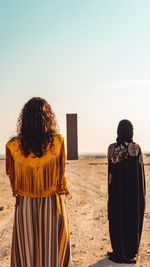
11,195,71,267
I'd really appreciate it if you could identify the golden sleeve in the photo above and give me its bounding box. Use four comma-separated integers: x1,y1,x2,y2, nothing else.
6,145,16,197
57,138,69,195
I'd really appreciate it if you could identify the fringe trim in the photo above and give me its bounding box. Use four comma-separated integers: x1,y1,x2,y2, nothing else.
6,137,69,215
14,156,66,197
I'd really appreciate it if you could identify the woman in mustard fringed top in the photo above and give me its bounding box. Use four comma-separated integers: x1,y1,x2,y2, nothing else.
6,97,71,267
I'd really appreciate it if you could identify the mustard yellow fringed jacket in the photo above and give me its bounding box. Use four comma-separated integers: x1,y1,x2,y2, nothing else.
6,135,69,215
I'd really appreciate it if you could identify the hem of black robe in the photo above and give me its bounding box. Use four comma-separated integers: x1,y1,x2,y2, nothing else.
108,252,137,264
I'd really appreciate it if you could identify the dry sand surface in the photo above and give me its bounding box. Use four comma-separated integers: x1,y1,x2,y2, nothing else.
0,155,150,267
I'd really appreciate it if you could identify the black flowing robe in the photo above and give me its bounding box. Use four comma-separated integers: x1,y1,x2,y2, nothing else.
107,141,146,260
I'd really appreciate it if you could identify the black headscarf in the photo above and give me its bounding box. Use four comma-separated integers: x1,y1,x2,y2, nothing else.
116,119,133,144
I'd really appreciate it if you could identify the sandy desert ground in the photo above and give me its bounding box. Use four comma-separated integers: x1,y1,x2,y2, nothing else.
0,155,150,267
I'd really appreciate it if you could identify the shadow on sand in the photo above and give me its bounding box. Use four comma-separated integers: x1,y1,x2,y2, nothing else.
88,257,137,267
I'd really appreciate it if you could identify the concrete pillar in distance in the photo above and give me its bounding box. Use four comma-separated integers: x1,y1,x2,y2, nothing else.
66,114,78,160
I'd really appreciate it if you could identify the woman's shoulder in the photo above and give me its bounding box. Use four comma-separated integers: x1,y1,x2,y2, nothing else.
6,137,19,150
52,134,65,149
47,134,64,155
53,134,64,143
108,143,116,153
128,142,141,156
108,143,116,150
107,143,116,159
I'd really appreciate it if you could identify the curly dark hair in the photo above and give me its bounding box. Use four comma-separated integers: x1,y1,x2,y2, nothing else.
17,97,59,157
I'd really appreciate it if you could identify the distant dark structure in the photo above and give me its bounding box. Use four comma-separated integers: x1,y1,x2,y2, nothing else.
66,114,78,160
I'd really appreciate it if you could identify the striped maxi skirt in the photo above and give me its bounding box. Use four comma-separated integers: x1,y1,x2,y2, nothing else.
11,195,71,267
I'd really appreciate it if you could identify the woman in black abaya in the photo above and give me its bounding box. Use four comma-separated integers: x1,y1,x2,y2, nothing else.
107,120,146,264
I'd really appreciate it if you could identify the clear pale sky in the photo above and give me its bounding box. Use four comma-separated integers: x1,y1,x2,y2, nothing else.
1,0,150,154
